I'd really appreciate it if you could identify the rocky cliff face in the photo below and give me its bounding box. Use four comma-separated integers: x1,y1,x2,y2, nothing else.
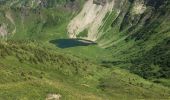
68,0,170,47
67,0,115,41
1,0,169,43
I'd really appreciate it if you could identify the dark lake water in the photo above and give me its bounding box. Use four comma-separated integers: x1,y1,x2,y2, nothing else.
50,38,97,48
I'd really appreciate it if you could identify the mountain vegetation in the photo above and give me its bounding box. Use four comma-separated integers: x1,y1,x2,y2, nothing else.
0,0,170,99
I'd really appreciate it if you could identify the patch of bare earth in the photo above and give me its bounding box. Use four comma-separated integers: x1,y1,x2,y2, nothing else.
46,94,62,100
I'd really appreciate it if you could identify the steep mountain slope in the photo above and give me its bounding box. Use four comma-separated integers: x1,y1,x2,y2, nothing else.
67,0,170,80
0,0,170,99
0,0,83,40
68,0,115,41
68,0,170,47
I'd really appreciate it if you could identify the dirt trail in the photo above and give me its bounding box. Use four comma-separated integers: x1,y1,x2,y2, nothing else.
132,0,146,15
67,0,115,41
9,0,19,7
0,23,8,39
46,94,61,100
5,11,16,34
31,0,42,8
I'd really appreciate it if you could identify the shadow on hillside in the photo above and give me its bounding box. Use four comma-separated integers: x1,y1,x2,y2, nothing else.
50,38,97,48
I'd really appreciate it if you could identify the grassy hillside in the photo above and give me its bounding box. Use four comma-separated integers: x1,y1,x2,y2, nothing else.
0,0,170,99
0,41,170,99
94,0,170,83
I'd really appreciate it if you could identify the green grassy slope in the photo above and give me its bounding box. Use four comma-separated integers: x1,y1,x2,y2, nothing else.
0,0,170,99
95,0,170,83
0,41,170,99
